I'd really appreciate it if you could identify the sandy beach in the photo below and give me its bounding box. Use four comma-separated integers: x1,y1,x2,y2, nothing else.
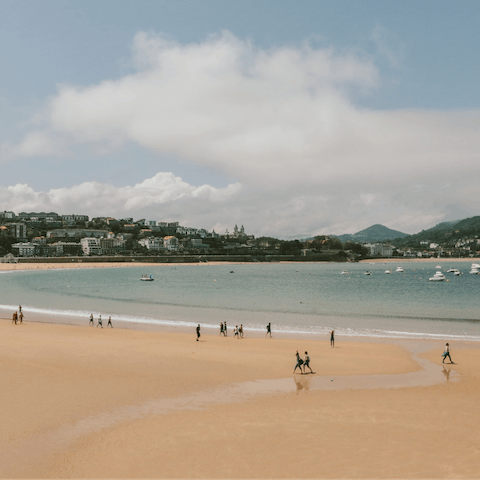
1,256,479,273
361,257,480,264
1,318,479,478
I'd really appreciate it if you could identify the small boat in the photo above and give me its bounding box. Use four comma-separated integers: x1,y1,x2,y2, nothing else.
469,268,479,275
385,270,393,274
364,271,372,275
395,266,404,273
453,270,461,276
472,263,480,269
340,270,348,275
429,272,446,281
436,265,442,269
445,268,455,273
140,274,154,281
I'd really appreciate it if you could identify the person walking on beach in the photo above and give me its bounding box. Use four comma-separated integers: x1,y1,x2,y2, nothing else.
239,324,244,338
12,311,17,324
107,316,113,328
442,343,453,363
303,351,313,374
224,322,227,336
89,314,94,326
97,315,103,328
219,322,224,336
266,322,272,338
330,330,335,347
19,310,24,324
234,325,239,338
293,351,304,374
196,324,201,341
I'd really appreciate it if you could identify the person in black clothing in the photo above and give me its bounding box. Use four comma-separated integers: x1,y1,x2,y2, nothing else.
107,316,113,328
196,324,201,341
266,323,272,338
293,351,303,374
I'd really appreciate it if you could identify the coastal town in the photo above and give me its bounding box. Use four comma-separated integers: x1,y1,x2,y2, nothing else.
1,210,479,261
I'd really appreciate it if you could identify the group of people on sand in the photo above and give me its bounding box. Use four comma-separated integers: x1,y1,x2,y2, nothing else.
218,322,245,338
293,351,314,374
11,305,24,325
89,313,113,328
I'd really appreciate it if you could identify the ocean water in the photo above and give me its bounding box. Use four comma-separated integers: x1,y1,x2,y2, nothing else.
1,261,479,340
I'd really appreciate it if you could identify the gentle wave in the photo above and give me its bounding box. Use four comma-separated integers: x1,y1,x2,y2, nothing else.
1,303,479,342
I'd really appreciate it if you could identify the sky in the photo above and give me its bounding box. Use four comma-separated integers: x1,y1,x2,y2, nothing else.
1,0,479,238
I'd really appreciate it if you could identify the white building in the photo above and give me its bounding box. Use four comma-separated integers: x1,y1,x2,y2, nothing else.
364,243,393,257
81,237,102,255
138,238,164,251
163,236,179,251
61,214,89,225
12,242,38,257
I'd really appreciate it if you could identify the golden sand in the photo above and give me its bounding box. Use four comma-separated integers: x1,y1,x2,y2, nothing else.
0,319,478,478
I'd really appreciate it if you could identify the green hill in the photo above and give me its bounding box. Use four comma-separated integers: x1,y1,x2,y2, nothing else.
395,216,480,247
338,224,408,243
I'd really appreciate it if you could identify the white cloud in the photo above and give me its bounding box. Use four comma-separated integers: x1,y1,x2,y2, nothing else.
0,173,241,221
2,31,480,236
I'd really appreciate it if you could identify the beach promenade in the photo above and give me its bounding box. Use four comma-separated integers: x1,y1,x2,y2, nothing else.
1,318,479,478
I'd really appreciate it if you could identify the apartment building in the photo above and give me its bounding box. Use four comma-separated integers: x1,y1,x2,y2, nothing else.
7,223,27,240
138,238,164,251
163,236,179,251
11,242,38,257
80,238,102,255
99,237,126,255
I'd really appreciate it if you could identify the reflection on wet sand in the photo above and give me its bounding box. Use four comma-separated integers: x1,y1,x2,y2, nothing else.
294,376,311,393
442,366,451,382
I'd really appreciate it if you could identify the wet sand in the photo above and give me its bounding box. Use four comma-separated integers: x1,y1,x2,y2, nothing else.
1,319,479,478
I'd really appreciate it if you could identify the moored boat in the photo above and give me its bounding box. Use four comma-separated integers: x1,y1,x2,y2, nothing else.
429,271,446,281
140,274,154,281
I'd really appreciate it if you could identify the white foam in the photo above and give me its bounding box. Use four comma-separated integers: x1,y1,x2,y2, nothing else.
1,304,479,341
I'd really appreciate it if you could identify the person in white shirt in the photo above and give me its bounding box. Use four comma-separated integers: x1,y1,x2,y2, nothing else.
303,351,313,374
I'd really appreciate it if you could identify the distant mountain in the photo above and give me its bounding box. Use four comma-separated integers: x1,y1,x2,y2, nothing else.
337,224,409,243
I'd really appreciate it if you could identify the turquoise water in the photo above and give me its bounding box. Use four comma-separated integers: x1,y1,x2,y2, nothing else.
1,261,479,340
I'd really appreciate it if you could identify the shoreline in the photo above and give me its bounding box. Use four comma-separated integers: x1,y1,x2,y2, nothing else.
1,255,479,272
360,257,480,263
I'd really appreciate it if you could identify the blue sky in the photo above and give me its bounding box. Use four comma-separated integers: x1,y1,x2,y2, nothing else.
1,1,479,236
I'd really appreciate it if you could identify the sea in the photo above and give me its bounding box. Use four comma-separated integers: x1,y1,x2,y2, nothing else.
1,261,479,341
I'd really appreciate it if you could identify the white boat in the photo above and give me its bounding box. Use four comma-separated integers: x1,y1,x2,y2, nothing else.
436,265,442,269
471,263,480,269
140,274,154,281
385,270,393,274
453,270,461,276
469,268,479,275
395,266,404,273
340,270,348,275
364,271,372,275
445,268,455,273
429,272,446,281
